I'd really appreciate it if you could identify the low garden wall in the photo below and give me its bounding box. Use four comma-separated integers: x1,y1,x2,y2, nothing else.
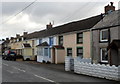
65,56,73,71
65,57,120,81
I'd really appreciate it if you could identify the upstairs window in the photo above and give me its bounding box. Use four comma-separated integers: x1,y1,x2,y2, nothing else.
39,39,42,45
49,37,54,46
100,29,108,42
44,48,49,57
100,48,108,63
77,32,83,44
58,36,63,45
77,47,83,58
67,48,72,56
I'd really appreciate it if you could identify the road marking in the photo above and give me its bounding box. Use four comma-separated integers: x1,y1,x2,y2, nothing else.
7,70,14,74
34,74,55,83
12,66,26,72
3,63,8,66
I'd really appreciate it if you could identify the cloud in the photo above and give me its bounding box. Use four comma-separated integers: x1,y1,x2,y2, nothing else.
0,1,119,39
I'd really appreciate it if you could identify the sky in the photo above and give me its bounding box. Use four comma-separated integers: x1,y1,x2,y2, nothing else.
0,0,120,40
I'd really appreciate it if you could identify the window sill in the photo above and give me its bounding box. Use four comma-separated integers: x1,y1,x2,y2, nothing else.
99,40,108,43
99,61,108,64
77,43,83,44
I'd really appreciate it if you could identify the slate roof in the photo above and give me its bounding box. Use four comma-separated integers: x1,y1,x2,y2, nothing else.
25,14,103,39
93,10,120,29
36,42,49,47
108,40,120,50
2,40,10,45
23,43,31,48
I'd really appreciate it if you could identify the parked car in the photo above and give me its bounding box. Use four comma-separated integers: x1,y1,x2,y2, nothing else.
2,50,16,61
2,50,23,61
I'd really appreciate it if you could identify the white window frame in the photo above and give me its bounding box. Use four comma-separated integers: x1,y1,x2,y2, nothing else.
100,48,108,63
100,29,108,42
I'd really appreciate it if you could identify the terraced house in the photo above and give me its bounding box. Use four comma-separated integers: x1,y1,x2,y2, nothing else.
5,32,36,61
2,13,103,64
92,9,120,66
28,14,102,64
22,32,37,61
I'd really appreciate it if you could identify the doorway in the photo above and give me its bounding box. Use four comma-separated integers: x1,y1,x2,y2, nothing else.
52,48,56,63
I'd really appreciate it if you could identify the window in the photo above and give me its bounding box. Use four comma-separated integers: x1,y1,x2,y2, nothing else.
77,33,83,44
39,48,43,56
100,29,108,42
77,47,83,58
44,48,48,57
67,48,72,56
39,39,42,44
100,48,108,63
49,37,54,46
58,36,63,45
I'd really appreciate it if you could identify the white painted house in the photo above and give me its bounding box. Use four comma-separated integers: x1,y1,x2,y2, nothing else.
36,36,57,63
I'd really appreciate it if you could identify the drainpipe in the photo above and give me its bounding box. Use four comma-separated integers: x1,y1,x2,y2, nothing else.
90,27,97,64
90,28,94,64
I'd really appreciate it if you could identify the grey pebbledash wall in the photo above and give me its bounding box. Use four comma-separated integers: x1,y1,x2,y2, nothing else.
92,26,119,64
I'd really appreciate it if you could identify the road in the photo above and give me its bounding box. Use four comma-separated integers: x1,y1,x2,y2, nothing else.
2,57,119,83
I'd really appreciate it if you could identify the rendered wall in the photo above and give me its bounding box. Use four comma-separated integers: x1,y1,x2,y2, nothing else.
55,49,65,64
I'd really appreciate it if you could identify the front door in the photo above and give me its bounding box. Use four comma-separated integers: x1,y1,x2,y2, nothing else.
52,48,55,63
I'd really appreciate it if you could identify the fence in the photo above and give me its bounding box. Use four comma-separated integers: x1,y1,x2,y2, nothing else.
65,57,120,81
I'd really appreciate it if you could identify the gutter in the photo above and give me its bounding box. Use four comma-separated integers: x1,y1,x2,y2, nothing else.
91,24,120,31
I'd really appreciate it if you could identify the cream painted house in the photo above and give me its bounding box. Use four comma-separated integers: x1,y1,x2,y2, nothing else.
56,31,91,59
53,14,102,60
23,38,37,60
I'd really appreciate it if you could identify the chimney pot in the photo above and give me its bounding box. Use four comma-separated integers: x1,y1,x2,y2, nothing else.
110,2,113,6
2,39,5,41
46,22,52,29
10,37,14,40
6,38,9,40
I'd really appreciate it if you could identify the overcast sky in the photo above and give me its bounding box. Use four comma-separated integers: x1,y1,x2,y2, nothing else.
0,0,120,39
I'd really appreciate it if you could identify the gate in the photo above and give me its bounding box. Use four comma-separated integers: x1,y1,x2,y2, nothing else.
70,58,74,71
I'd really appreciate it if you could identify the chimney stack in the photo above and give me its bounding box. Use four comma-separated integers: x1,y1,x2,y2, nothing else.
16,34,20,38
23,32,28,35
10,37,14,40
104,2,115,14
2,39,5,41
46,22,52,29
6,38,9,41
